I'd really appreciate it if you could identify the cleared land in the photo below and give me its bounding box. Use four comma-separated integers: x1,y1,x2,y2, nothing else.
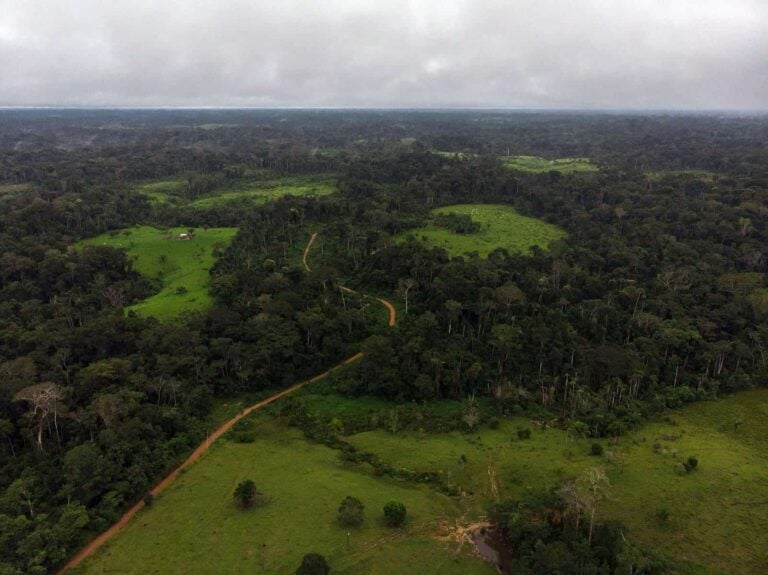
78,390,768,574
78,226,237,321
498,155,598,173
136,175,336,208
347,389,768,575
78,418,492,575
400,204,566,257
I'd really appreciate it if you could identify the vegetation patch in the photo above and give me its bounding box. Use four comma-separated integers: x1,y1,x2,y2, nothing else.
78,226,237,321
79,421,493,575
400,204,566,257
498,155,598,173
136,174,337,208
346,390,768,574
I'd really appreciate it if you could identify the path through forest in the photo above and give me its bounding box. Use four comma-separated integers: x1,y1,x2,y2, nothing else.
59,232,396,573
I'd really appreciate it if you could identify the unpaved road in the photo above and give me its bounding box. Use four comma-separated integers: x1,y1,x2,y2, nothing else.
60,232,396,573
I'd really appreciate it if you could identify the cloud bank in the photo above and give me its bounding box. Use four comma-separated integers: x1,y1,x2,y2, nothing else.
1,0,766,109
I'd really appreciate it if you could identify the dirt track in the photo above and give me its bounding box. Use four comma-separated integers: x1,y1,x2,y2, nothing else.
59,232,396,573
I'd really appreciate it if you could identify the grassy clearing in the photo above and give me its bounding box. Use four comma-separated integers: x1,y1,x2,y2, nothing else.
135,175,337,208
645,169,718,182
499,155,598,173
190,175,336,209
78,390,768,574
79,418,493,575
400,204,566,257
78,226,237,321
347,390,768,574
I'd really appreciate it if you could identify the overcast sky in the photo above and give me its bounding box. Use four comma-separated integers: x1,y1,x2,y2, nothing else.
1,0,766,109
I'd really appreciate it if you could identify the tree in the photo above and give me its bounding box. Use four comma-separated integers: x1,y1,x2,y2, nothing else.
577,467,610,545
383,501,407,527
233,480,263,508
13,382,64,450
296,553,330,575
337,496,364,527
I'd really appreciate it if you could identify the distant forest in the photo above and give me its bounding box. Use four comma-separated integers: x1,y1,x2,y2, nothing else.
1,110,767,573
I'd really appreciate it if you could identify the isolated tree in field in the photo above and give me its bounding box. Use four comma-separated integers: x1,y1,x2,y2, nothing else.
383,501,407,527
296,553,330,575
13,382,64,450
577,467,610,545
338,496,365,527
233,479,263,508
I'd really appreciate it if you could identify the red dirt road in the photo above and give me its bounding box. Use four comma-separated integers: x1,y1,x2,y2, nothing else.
59,232,396,573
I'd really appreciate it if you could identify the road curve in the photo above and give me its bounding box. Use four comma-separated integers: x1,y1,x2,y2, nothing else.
59,232,396,573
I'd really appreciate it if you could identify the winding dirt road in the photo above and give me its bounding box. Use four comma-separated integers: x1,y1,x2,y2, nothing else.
59,232,396,573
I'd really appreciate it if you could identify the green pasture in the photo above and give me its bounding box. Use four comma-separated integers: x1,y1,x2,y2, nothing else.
499,155,598,173
77,390,768,574
135,175,337,208
78,226,237,321
399,204,566,257
347,389,768,574
78,418,493,575
645,169,718,182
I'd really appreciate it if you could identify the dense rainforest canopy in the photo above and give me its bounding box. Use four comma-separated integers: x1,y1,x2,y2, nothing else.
0,110,767,573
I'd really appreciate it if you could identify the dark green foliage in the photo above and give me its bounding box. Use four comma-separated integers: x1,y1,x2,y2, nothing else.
383,501,407,527
233,480,258,508
487,492,665,574
683,456,698,473
591,443,604,456
517,428,532,440
337,496,365,527
143,493,154,507
296,552,331,575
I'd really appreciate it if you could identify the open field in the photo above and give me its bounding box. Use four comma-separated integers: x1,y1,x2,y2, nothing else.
499,155,598,173
78,418,493,575
78,226,237,321
77,390,768,574
400,204,566,257
136,175,337,208
646,169,718,182
347,389,768,574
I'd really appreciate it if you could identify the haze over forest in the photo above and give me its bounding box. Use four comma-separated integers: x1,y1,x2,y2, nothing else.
1,0,767,110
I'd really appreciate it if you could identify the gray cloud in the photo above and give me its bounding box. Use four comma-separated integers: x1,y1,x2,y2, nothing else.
0,0,766,109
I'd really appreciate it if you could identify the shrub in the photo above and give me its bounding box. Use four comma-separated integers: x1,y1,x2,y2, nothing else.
488,418,500,430
655,507,670,523
338,496,365,527
516,428,531,440
383,501,407,527
683,456,698,473
591,443,604,456
296,553,330,575
143,492,154,507
233,479,265,508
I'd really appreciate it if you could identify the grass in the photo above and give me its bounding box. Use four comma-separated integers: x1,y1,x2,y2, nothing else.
347,389,768,574
77,390,768,574
78,226,237,321
399,204,566,257
645,169,718,182
78,418,494,575
189,175,336,209
135,174,337,208
498,155,598,173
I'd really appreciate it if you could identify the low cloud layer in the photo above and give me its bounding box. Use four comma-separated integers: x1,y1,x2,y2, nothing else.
1,0,766,109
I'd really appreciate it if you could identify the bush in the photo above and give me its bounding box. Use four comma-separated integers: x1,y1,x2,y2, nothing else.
591,443,604,456
296,553,330,575
383,501,407,527
655,507,670,523
516,428,531,440
338,496,365,527
488,418,500,429
143,492,154,507
683,456,698,473
233,479,265,508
